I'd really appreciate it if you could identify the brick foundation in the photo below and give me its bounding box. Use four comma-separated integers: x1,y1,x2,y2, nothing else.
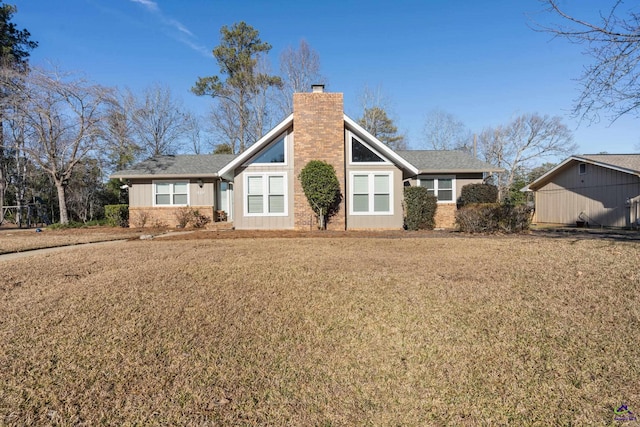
293,90,346,231
434,204,457,229
129,206,215,228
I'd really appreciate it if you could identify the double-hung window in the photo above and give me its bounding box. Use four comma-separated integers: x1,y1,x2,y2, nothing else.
419,176,455,203
350,172,393,215
154,181,189,206
246,173,287,216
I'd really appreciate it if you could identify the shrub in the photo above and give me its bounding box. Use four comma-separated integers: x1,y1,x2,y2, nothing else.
175,207,194,228
131,210,150,228
104,204,129,227
299,160,342,229
458,183,498,207
455,203,533,233
403,186,437,230
191,210,211,228
174,207,211,229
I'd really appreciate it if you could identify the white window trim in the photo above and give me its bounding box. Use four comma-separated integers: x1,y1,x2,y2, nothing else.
244,172,288,217
243,133,288,167
417,175,456,204
348,133,392,166
349,171,394,216
152,180,190,207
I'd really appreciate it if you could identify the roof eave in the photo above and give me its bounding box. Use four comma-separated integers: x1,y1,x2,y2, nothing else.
110,173,220,180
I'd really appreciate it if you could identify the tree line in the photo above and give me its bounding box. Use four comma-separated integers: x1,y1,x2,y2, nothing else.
1,1,636,225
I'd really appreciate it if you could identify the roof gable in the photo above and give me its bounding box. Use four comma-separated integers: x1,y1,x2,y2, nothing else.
218,114,293,179
526,154,640,191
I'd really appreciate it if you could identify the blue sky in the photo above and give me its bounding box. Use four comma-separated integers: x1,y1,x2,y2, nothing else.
13,0,639,158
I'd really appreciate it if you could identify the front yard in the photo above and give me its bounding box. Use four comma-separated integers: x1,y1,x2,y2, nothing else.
0,234,638,425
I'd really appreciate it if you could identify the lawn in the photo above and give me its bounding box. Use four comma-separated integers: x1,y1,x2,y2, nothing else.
0,234,638,425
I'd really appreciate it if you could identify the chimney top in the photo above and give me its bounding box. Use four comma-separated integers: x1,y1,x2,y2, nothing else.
311,84,325,93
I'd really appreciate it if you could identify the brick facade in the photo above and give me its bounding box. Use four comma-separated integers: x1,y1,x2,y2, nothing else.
434,204,457,229
129,206,215,228
292,91,346,230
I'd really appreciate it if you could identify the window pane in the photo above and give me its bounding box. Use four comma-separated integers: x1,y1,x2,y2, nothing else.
353,194,369,212
156,183,170,194
156,194,170,205
420,179,434,190
253,137,285,163
173,194,188,205
248,195,263,213
438,190,453,201
439,179,452,190
374,175,389,193
352,138,384,162
247,176,263,194
374,194,389,212
173,182,188,194
269,175,284,194
353,175,369,193
269,195,285,213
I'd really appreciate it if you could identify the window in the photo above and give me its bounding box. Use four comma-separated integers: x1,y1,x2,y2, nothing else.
251,136,285,164
351,137,385,163
245,173,287,216
154,181,189,206
579,163,587,175
419,176,455,203
350,172,392,215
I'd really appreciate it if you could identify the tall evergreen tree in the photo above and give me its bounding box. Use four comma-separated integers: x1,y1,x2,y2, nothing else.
192,22,281,153
0,2,37,224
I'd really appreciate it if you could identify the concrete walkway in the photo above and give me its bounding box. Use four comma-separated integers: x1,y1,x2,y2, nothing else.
0,239,130,262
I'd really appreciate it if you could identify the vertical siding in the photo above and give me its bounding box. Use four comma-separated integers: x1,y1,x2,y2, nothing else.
233,131,295,230
129,179,215,208
346,166,404,229
534,161,640,227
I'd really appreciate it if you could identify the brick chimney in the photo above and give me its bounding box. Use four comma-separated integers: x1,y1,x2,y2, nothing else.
293,87,346,230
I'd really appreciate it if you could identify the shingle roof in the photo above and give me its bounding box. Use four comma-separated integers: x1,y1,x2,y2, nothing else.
579,154,640,174
396,150,503,173
110,154,237,179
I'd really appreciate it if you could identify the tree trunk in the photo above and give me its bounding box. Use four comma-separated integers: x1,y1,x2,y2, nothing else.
0,121,5,226
55,181,69,224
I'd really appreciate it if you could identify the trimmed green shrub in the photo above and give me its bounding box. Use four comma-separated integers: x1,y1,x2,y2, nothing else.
455,203,533,233
299,160,342,229
458,183,498,207
404,186,437,230
104,204,129,227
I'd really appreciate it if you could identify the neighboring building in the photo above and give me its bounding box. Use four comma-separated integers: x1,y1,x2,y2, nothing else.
525,154,640,228
112,87,501,230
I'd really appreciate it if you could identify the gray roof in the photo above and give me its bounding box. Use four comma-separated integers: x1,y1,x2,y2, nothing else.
579,154,640,174
396,150,503,174
110,154,237,179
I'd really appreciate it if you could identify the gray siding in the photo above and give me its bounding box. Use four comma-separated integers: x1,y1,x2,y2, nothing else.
346,164,405,230
233,131,295,230
129,179,216,208
534,161,640,227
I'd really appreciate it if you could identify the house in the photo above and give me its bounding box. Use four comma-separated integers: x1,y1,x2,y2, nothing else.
525,154,640,228
112,86,501,230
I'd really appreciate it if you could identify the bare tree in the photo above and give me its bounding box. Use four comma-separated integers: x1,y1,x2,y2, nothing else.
102,88,140,171
277,39,324,116
478,113,577,198
357,85,406,150
537,0,640,122
132,84,191,158
10,67,109,224
422,109,472,151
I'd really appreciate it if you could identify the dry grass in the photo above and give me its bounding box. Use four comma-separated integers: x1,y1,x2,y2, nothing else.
0,235,639,425
0,227,144,254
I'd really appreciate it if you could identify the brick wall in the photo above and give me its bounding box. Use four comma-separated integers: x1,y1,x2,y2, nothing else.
434,204,457,229
292,91,346,230
129,206,215,228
